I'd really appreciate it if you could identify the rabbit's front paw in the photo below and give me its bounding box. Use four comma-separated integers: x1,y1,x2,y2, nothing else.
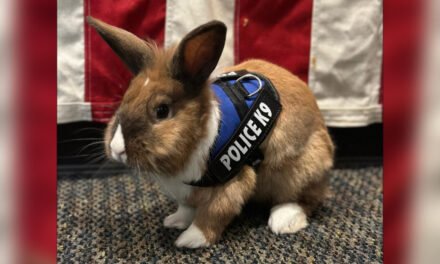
268,203,308,234
164,205,194,230
175,224,210,248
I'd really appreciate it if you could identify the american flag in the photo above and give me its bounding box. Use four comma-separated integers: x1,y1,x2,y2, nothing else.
57,0,383,127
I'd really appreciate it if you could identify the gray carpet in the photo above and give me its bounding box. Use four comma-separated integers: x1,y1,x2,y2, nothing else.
57,165,383,263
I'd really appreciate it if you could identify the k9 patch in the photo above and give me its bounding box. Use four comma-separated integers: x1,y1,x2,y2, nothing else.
188,71,282,187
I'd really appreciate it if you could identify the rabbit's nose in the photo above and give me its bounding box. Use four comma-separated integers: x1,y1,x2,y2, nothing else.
110,124,127,163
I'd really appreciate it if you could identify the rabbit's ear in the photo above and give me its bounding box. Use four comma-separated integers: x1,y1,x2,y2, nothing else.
87,16,153,74
172,20,227,87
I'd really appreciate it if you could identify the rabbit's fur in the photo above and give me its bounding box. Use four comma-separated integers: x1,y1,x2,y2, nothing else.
90,17,334,248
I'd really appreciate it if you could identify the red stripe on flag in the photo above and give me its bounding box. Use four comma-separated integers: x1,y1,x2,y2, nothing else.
84,0,166,122
18,0,57,262
236,0,313,83
383,0,422,263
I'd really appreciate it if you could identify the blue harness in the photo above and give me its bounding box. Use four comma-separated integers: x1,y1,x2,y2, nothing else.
188,70,282,187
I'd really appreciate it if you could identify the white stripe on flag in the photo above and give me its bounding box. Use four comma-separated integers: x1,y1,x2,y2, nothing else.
164,0,235,74
0,0,16,261
411,0,440,262
309,0,383,127
57,0,91,123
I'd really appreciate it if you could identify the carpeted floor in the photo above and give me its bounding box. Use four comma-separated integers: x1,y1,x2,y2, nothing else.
57,164,383,263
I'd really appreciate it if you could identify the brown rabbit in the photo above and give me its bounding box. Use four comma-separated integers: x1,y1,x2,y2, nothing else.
89,17,334,248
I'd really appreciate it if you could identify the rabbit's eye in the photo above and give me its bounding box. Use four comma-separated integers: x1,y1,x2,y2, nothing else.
155,104,170,119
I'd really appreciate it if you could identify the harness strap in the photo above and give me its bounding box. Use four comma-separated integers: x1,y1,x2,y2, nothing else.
217,81,247,119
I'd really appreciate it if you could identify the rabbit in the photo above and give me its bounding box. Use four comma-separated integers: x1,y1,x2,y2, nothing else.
89,17,334,248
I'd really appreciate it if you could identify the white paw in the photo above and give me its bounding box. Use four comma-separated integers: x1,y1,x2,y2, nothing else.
268,203,308,234
163,205,194,230
175,224,210,248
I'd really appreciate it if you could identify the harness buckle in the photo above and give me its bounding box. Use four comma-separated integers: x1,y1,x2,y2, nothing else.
236,74,263,98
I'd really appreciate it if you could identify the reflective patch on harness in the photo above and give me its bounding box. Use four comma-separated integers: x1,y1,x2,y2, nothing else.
220,102,271,171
